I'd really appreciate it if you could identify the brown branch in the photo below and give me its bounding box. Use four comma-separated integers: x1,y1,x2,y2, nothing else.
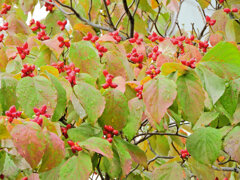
115,0,135,28
122,0,135,38
103,0,116,29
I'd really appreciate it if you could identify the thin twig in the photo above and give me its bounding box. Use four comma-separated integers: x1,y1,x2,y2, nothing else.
96,156,104,180
103,0,116,29
88,0,92,21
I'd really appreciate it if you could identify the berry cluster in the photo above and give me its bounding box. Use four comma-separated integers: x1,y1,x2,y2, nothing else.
180,149,190,159
148,32,165,42
135,85,143,99
51,61,65,73
57,20,67,31
206,16,216,26
102,70,118,89
0,22,8,43
33,105,50,118
109,31,121,43
5,105,22,123
67,140,83,153
223,8,239,14
126,48,144,68
45,0,54,12
65,63,80,86
17,42,30,60
148,46,161,61
21,64,35,78
129,32,143,45
103,125,118,143
65,63,80,75
170,36,187,54
61,124,72,138
0,34,4,43
37,30,50,41
199,41,209,53
146,65,161,78
0,22,8,31
218,0,224,3
181,58,197,69
31,105,51,126
57,36,70,48
83,32,99,43
0,3,11,14
29,20,46,32
95,42,108,57
31,116,43,126
184,35,195,45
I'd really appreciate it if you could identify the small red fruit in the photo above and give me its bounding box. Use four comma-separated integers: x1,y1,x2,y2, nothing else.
107,138,113,143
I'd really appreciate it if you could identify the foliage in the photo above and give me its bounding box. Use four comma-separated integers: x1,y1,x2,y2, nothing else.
0,0,240,180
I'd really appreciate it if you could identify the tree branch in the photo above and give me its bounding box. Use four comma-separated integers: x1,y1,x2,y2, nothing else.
122,0,135,38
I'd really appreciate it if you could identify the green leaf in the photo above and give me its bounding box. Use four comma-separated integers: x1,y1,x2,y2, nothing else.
102,149,122,178
16,76,57,117
78,137,113,158
200,61,240,80
112,137,132,176
0,123,10,139
143,76,177,125
196,65,225,104
123,97,144,140
68,123,102,142
102,51,134,81
39,132,65,172
186,127,222,164
218,80,239,117
59,151,92,180
0,76,19,113
69,41,102,79
225,19,240,43
187,157,215,180
74,83,105,125
201,42,240,67
71,93,87,120
47,73,67,122
177,71,205,124
114,137,147,169
39,163,63,180
223,126,240,162
193,112,219,130
151,162,184,180
197,0,210,9
0,47,8,72
0,151,6,172
11,122,47,169
44,10,65,36
99,89,129,130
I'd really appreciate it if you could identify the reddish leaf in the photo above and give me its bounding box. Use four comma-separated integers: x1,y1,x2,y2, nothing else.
143,76,177,125
223,126,240,162
11,122,47,169
39,132,65,172
179,44,202,62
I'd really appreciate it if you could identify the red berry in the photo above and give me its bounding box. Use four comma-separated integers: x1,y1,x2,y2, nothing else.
22,177,28,180
106,134,112,138
113,130,118,135
224,8,231,13
107,138,112,143
232,8,238,13
67,140,75,147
